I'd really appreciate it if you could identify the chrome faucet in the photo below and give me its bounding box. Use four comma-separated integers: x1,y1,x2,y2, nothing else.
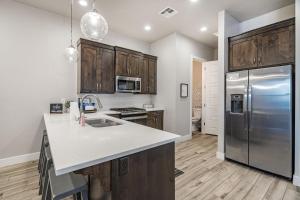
81,94,103,112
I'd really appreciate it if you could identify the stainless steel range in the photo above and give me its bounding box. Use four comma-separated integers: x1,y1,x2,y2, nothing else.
110,107,147,125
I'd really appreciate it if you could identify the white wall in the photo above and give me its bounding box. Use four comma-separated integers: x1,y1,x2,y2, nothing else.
0,0,151,160
151,34,178,133
294,0,300,186
151,33,214,137
239,4,295,34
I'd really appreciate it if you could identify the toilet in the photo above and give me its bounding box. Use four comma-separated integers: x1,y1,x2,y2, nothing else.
192,108,202,132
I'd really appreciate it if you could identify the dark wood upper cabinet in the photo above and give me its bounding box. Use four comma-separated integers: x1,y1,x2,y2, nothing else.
229,36,258,70
128,53,143,77
79,44,98,93
77,39,115,94
78,40,158,95
147,55,157,94
229,18,295,71
115,47,143,77
257,25,295,67
115,50,129,76
115,48,157,95
99,48,115,93
140,57,149,94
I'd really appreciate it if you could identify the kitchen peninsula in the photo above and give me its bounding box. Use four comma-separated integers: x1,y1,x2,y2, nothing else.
43,112,179,200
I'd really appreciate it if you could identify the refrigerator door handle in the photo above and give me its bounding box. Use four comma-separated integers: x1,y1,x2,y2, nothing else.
248,86,253,131
243,91,248,132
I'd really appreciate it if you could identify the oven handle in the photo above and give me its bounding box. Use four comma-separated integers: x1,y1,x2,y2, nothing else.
122,115,148,121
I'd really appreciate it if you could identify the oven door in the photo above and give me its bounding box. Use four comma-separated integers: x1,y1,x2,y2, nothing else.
116,76,141,93
122,115,147,125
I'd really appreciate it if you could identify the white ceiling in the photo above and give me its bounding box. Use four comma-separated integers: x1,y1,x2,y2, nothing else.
15,0,294,47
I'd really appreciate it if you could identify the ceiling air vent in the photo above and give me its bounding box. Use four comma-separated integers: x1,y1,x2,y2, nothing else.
159,7,178,18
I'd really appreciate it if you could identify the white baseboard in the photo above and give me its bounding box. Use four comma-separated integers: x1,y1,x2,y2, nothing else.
176,134,192,143
0,152,40,168
216,152,225,160
293,175,300,186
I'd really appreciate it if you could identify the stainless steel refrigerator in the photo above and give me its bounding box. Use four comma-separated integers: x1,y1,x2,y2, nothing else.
225,65,293,178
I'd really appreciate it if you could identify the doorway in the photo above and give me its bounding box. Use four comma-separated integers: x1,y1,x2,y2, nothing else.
191,58,203,133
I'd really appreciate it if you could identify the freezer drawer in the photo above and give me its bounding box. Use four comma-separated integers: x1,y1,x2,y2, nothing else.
248,65,293,178
225,70,249,165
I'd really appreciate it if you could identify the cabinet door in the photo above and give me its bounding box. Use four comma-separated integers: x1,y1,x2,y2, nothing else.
140,58,149,94
155,111,164,130
148,59,157,94
112,143,175,200
147,112,156,129
127,54,142,77
99,48,115,93
81,44,98,93
258,25,295,67
115,51,129,76
229,36,258,71
147,111,163,130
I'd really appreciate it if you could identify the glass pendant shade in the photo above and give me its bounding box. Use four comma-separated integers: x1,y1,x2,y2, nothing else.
80,9,108,41
65,45,77,63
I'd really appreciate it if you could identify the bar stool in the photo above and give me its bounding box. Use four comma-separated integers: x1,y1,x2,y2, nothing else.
43,167,88,200
38,130,49,173
39,145,52,195
39,138,89,200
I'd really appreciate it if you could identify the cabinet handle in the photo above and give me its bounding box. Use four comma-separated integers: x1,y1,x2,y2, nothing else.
100,83,102,90
97,83,99,91
253,57,256,64
258,57,261,64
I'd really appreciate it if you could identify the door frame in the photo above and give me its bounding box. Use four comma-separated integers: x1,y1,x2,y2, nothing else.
190,55,207,135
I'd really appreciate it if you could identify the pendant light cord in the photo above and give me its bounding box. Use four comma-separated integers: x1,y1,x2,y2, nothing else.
92,0,96,11
70,0,73,46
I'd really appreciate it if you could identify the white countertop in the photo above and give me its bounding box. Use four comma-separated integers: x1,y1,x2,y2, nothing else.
43,112,179,176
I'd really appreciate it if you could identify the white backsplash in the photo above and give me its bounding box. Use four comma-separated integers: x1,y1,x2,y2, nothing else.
78,93,152,110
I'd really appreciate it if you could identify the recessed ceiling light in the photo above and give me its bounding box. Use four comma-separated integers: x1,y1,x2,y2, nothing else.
190,0,198,2
200,26,208,32
78,0,88,7
144,25,152,31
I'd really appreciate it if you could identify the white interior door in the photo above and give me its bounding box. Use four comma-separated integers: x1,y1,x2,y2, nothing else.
202,61,219,135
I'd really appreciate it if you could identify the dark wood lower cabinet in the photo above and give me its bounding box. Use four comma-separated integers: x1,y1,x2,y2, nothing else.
76,143,175,200
147,111,164,130
112,142,175,200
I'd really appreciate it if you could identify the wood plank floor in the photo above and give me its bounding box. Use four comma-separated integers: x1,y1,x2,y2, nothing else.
0,134,300,200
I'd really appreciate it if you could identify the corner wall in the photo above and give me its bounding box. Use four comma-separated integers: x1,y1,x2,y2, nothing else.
151,33,214,137
150,34,178,133
294,0,300,186
217,11,240,158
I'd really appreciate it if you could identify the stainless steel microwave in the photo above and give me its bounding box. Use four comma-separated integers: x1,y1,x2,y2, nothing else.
116,76,141,93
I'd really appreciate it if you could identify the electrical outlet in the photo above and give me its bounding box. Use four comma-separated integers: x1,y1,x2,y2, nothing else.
119,157,129,176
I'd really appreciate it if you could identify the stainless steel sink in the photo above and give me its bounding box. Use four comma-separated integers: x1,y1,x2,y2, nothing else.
86,118,122,128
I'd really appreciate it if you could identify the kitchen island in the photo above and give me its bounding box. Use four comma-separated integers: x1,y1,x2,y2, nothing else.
43,112,179,200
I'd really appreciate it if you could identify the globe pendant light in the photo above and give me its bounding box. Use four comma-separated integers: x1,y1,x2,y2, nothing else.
65,0,77,63
80,0,108,41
